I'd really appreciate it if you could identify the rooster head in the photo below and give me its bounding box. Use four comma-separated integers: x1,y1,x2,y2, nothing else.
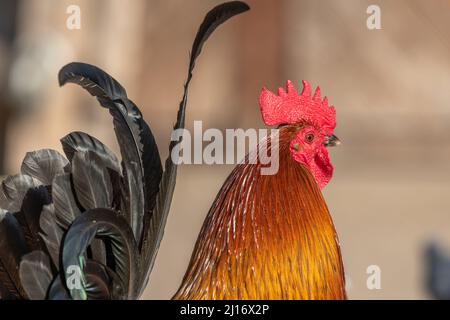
259,80,339,189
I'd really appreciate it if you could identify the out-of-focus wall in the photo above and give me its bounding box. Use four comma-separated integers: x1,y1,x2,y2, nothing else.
2,0,450,299
282,0,450,299
0,0,19,173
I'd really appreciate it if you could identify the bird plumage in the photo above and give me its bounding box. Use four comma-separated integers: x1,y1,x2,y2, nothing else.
174,126,346,299
0,1,249,300
0,1,346,300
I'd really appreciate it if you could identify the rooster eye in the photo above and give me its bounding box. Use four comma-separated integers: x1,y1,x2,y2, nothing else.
305,133,315,144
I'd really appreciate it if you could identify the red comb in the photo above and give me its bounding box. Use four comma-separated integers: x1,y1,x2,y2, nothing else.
259,80,336,136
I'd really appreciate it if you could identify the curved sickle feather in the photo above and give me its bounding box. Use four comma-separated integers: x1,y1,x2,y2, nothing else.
48,262,124,300
83,260,125,300
62,208,138,300
139,1,250,294
58,63,163,244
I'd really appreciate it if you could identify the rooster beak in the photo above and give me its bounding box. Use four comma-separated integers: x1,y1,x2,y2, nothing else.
324,135,341,147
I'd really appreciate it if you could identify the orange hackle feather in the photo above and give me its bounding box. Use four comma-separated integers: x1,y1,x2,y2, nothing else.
174,126,346,300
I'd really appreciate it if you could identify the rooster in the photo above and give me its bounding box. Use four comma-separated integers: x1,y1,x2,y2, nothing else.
173,80,346,300
0,1,345,300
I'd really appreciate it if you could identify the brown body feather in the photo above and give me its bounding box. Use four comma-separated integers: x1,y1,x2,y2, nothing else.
174,126,346,300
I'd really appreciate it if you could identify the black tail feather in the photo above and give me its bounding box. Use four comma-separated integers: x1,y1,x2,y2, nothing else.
61,131,121,173
59,63,163,246
139,0,250,294
19,250,53,300
0,1,250,300
0,210,28,299
62,208,138,299
38,204,63,270
52,173,81,229
21,150,69,186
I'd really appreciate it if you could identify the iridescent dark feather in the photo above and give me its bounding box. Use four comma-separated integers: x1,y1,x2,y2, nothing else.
83,260,125,300
0,1,250,300
61,131,121,173
139,0,250,294
0,174,42,212
71,150,113,210
52,173,81,229
17,185,51,251
21,150,69,186
0,210,27,298
39,204,63,269
19,251,53,300
58,63,162,243
62,208,138,300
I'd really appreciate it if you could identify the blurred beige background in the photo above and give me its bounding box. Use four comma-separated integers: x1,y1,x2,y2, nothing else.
1,0,450,299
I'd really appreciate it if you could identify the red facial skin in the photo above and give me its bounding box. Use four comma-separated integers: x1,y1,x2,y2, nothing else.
289,126,333,189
